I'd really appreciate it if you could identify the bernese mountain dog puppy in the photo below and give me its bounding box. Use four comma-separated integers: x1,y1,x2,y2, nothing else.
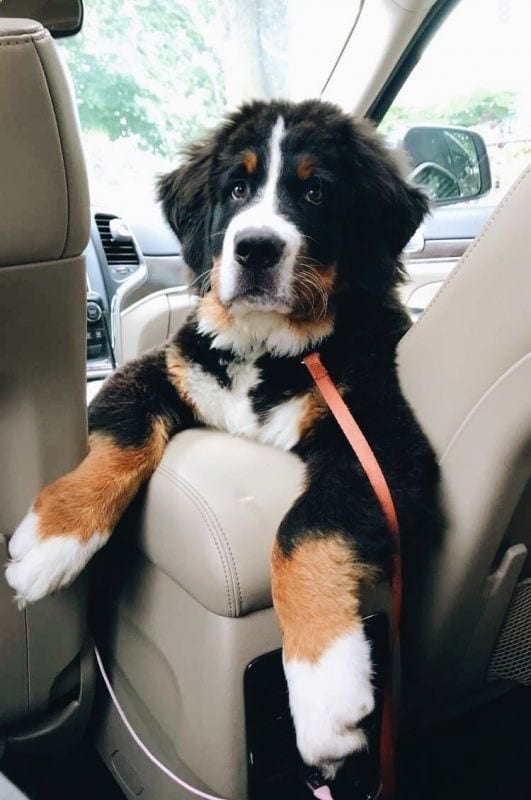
6,100,439,777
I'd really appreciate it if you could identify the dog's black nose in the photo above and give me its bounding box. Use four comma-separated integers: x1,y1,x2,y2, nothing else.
234,229,285,270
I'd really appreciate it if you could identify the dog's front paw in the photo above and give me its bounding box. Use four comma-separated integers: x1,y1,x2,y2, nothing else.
284,627,374,780
5,509,107,607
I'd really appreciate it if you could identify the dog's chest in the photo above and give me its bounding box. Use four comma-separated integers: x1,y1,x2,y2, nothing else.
185,356,306,450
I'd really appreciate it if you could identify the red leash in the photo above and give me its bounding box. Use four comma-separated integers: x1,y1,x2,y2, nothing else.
303,352,401,800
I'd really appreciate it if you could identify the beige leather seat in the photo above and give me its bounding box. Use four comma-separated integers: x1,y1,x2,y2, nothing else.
0,19,93,754
398,167,531,723
95,166,531,799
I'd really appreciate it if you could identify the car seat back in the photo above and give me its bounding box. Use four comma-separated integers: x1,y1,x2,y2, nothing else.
398,166,531,720
0,18,93,748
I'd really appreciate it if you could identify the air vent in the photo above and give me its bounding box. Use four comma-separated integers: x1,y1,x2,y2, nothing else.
95,213,140,281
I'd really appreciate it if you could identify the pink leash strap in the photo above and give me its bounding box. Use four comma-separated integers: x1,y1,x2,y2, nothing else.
95,642,334,799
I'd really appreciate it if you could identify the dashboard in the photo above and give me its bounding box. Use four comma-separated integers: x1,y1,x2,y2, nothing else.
85,203,188,381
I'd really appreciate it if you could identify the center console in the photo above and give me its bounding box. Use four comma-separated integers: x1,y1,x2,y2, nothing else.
86,290,114,379
86,210,145,381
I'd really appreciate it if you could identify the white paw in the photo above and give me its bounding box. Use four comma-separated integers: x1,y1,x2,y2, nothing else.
5,509,108,607
285,627,374,780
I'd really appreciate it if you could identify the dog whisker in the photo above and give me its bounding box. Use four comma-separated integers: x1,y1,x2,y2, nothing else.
296,281,317,317
297,257,328,271
186,269,213,296
301,281,329,319
300,232,318,246
292,267,330,320
199,273,212,296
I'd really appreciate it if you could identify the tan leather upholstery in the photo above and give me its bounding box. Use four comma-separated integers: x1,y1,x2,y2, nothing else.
399,168,531,455
0,19,89,268
0,18,92,746
137,430,306,617
115,290,198,366
397,166,531,714
97,431,389,799
97,169,531,795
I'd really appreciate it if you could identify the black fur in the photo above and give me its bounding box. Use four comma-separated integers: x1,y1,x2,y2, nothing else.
158,100,429,295
91,99,439,583
157,133,218,274
88,350,193,448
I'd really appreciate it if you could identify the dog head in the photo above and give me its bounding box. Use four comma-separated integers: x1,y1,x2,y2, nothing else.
158,100,428,320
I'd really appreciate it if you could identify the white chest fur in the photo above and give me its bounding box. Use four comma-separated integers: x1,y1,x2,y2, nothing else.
185,356,305,451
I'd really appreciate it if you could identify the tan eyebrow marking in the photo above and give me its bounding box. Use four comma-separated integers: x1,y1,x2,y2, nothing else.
297,157,315,181
242,150,258,174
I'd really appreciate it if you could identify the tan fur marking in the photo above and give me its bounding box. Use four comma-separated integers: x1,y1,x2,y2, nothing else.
165,344,198,417
288,313,334,344
199,289,233,332
34,423,168,542
242,150,258,175
291,261,337,321
297,157,315,181
298,390,329,439
318,263,337,293
209,258,222,294
200,283,336,353
298,383,349,439
271,536,377,662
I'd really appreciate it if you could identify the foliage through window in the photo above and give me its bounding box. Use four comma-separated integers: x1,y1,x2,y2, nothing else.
57,0,359,211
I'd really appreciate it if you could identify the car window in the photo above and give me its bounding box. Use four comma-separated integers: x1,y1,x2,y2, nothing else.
380,0,531,208
56,0,360,213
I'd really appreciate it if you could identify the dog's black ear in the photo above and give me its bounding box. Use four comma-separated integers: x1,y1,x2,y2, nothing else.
157,135,217,274
347,120,430,294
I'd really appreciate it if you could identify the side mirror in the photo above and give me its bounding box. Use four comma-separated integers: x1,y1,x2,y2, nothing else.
0,0,83,37
399,125,492,205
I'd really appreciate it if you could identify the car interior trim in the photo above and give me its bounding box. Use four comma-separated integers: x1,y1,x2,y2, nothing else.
367,0,461,124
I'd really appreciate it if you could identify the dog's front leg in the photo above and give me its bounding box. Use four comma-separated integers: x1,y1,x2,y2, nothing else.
272,523,377,780
6,350,188,606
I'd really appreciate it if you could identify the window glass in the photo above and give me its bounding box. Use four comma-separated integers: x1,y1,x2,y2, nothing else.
57,0,360,211
380,0,531,206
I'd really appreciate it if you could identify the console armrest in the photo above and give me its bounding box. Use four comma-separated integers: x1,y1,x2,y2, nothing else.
135,430,306,617
98,429,391,798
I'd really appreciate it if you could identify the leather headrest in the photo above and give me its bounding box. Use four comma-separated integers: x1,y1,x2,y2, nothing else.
0,19,90,268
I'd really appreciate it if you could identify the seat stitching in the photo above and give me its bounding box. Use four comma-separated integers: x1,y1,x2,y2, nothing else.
0,34,48,46
157,464,234,616
156,463,234,616
440,353,531,465
32,34,70,259
401,166,531,346
170,471,241,615
164,466,244,615
172,470,245,615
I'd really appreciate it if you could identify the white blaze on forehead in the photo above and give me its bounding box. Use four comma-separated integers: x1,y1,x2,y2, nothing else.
218,116,302,307
262,116,285,209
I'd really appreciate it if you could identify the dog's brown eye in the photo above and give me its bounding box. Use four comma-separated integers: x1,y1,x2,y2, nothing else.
305,177,323,205
231,180,249,201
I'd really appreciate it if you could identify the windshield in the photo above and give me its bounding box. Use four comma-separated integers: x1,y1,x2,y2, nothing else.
58,0,360,213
